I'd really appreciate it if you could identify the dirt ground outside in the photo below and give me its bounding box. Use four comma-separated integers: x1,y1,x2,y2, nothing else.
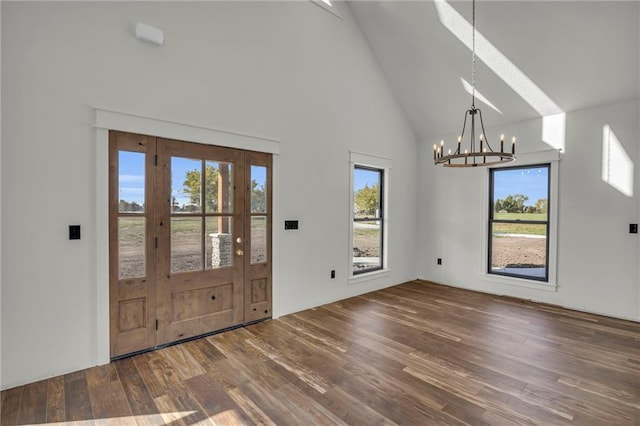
352,231,546,270
491,236,546,268
118,224,266,278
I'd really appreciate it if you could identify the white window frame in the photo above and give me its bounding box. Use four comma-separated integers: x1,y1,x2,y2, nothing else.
481,150,560,291
349,151,391,284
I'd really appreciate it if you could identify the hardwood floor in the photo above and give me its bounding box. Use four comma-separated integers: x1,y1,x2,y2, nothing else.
2,280,639,425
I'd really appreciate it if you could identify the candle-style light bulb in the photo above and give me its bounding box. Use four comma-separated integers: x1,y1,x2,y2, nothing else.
433,144,437,160
511,137,516,155
448,149,452,155
500,134,505,152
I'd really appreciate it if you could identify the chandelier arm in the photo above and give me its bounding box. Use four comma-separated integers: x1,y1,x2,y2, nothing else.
477,109,495,152
458,110,470,154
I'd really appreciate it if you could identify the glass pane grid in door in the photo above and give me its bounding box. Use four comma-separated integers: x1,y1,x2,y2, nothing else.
170,156,235,273
118,151,145,213
250,165,268,264
118,217,146,279
117,150,147,279
171,217,203,273
251,216,267,264
206,216,233,269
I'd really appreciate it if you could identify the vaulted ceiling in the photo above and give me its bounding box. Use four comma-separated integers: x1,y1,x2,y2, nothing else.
348,1,640,142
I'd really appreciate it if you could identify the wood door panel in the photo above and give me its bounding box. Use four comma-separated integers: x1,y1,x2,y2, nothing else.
156,138,246,346
249,279,267,305
117,298,147,332
171,283,234,321
109,131,157,358
110,132,272,357
244,152,272,323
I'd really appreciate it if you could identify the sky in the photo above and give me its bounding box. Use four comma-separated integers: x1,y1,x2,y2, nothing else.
354,167,380,191
121,151,542,206
493,166,548,205
118,152,267,207
118,151,145,205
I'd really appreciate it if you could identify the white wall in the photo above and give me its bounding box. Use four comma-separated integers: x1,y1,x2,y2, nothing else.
419,99,640,321
1,1,418,389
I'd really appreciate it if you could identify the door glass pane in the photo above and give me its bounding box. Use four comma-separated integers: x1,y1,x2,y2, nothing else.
352,220,381,273
172,157,202,213
251,216,267,264
118,217,145,279
251,165,267,214
118,151,145,213
491,223,547,279
171,217,202,273
205,161,234,214
206,216,233,269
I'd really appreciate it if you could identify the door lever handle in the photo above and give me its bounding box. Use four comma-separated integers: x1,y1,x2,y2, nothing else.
235,249,244,256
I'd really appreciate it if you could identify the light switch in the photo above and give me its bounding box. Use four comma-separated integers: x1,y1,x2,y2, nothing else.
69,225,81,240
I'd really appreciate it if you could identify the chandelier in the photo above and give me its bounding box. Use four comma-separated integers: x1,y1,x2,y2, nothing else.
434,0,516,168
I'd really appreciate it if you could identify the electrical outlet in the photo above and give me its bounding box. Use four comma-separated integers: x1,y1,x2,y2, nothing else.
630,224,638,234
284,220,299,230
437,258,442,265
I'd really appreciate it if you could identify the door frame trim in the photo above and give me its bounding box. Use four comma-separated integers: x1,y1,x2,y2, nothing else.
95,108,280,366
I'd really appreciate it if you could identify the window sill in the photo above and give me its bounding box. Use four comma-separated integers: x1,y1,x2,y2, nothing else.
479,272,557,292
349,269,390,285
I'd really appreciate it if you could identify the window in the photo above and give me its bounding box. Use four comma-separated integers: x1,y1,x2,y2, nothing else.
352,166,384,275
489,164,550,282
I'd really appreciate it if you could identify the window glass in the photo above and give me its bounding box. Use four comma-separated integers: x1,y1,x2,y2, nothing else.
353,166,383,274
489,165,550,281
118,151,145,213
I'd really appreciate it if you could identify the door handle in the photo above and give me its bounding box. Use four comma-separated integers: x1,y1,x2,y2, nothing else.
236,249,244,256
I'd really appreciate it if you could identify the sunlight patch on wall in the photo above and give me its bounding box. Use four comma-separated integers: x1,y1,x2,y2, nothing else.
602,125,634,197
460,78,502,114
542,113,566,152
435,0,565,152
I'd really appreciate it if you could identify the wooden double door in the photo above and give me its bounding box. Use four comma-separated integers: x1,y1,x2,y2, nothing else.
109,131,272,358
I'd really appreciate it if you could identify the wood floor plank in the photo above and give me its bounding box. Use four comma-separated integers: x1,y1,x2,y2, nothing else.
46,375,65,423
64,371,94,422
15,380,47,425
160,344,207,381
0,386,23,426
185,373,251,424
226,387,277,425
113,357,158,421
3,280,639,425
86,364,133,421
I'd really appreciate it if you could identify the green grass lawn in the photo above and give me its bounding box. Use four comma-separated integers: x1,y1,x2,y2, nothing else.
493,212,547,236
494,212,547,221
118,215,267,238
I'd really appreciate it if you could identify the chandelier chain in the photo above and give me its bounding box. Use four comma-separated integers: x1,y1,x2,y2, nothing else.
471,0,476,107
433,0,516,167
